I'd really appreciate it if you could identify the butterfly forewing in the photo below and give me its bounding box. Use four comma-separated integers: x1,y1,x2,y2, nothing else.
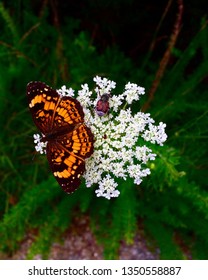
52,96,85,131
27,81,60,134
27,81,85,134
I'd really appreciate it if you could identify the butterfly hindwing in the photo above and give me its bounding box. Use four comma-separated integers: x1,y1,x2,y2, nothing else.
46,123,94,193
69,124,94,159
46,141,85,193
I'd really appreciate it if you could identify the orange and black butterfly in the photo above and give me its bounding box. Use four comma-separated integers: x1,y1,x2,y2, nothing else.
27,81,94,193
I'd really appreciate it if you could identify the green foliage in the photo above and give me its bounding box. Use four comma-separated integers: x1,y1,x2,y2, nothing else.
91,181,138,259
0,2,207,260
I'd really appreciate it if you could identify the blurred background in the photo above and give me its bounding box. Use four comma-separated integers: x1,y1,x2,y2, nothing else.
0,0,207,259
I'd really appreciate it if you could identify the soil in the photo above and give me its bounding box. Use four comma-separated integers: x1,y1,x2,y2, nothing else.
9,215,159,260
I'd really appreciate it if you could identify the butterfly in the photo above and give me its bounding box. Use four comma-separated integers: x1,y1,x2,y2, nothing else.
95,93,111,116
27,81,94,193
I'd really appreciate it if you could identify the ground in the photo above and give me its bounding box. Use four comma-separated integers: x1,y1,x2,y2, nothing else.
10,215,159,260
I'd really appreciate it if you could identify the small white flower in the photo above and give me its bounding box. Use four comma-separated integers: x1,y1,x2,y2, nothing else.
123,82,145,104
135,146,156,163
142,122,167,146
33,134,47,154
95,174,120,200
93,76,116,92
57,85,74,97
110,95,124,112
117,148,134,164
77,84,93,108
93,77,116,115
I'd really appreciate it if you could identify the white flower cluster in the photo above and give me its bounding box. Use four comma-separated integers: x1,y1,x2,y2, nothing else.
33,134,47,154
123,82,145,104
33,77,167,199
57,85,74,97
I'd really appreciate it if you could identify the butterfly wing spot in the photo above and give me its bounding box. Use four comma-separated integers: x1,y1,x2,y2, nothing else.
54,169,70,178
44,101,56,111
36,110,45,118
64,155,77,166
29,94,42,108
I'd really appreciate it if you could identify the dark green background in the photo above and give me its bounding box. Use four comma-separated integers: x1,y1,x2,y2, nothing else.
0,0,207,259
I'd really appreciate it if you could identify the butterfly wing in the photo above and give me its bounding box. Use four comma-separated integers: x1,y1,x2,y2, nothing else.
27,81,94,193
47,124,94,193
46,142,85,193
52,95,84,132
27,81,60,134
27,81,84,134
68,123,94,159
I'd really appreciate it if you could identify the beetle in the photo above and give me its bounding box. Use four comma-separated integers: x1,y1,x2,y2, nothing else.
95,93,111,116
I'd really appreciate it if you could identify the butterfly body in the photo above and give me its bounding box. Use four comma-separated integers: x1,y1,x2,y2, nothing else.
27,81,94,193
